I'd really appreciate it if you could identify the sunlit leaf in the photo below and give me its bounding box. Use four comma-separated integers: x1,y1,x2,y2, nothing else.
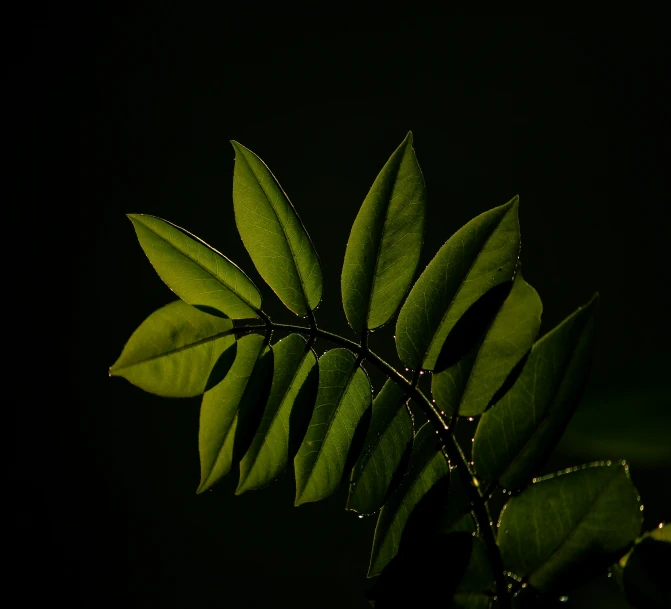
472,293,599,490
294,348,372,506
346,380,414,515
232,141,322,316
498,463,642,593
128,214,262,319
395,197,520,371
341,132,426,333
432,273,542,417
236,334,318,494
109,300,235,397
197,334,273,493
368,422,450,576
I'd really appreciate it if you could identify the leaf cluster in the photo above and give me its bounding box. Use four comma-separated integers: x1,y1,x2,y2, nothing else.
110,134,665,608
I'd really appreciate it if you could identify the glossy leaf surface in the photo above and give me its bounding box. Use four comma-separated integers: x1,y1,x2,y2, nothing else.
110,300,235,397
294,349,371,506
432,273,542,417
473,293,599,490
368,422,450,576
129,214,262,319
232,141,322,316
236,334,318,494
498,463,642,593
198,334,273,493
347,379,413,514
395,197,520,370
341,132,426,332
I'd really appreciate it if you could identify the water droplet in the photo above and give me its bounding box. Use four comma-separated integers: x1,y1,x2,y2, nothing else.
405,368,409,371
607,571,612,578
640,505,644,511
393,335,396,339
419,371,424,375
468,417,474,422
559,596,569,602
358,514,364,519
658,522,664,529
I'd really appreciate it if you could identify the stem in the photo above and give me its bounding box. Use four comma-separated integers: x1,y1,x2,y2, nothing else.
227,320,510,607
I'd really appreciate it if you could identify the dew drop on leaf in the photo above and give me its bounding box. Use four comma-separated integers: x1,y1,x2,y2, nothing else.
559,596,569,603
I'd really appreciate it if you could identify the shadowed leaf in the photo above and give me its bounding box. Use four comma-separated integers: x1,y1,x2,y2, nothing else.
347,380,414,515
472,293,599,490
341,132,426,333
498,462,642,593
294,349,372,506
110,300,235,397
395,197,520,371
236,334,318,494
368,422,450,576
232,141,322,316
198,334,273,493
432,273,542,417
128,214,262,319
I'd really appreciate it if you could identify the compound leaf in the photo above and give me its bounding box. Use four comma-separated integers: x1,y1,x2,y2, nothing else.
109,300,235,397
128,214,262,319
294,349,371,506
232,141,322,316
498,462,642,593
236,334,318,494
472,293,599,490
395,197,520,371
341,132,426,333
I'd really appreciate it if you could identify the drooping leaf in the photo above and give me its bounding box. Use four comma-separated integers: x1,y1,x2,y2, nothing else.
395,197,520,371
236,334,318,494
231,141,322,316
128,214,262,319
346,380,414,515
368,422,450,576
472,293,599,490
498,462,642,593
197,334,273,493
341,132,426,333
109,300,235,397
294,349,372,506
432,273,542,417
620,524,671,609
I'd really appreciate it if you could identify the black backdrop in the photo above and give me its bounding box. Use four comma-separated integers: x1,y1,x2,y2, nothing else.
9,10,670,609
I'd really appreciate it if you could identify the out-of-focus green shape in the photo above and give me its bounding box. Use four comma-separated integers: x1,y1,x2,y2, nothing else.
128,214,262,319
236,334,318,494
294,349,371,506
368,422,450,576
498,463,642,593
472,293,599,490
432,273,542,417
341,132,426,333
619,523,671,609
197,334,273,493
109,300,235,397
452,537,495,609
346,379,413,514
232,141,322,316
395,197,520,371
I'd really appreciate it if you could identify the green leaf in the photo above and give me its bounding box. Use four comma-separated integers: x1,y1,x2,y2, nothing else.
498,462,642,593
395,196,520,371
341,132,426,333
347,379,414,514
128,214,262,319
472,293,599,490
197,334,274,493
294,349,372,506
110,300,235,397
236,334,318,494
368,422,450,576
452,537,495,609
619,523,671,609
231,141,322,316
432,273,542,417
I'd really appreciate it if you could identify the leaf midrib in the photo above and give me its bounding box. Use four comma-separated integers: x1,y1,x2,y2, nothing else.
238,148,312,313
136,215,261,314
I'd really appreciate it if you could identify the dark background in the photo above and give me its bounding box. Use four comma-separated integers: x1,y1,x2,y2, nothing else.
9,10,669,609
